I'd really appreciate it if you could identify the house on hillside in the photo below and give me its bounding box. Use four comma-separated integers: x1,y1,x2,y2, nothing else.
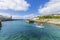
53,14,60,16
32,17,39,20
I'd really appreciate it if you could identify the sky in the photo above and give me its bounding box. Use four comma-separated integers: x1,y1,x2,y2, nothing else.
0,0,60,19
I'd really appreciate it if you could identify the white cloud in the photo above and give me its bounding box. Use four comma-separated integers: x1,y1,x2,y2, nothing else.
12,14,38,19
38,0,60,15
0,13,38,19
0,0,30,11
0,13,11,17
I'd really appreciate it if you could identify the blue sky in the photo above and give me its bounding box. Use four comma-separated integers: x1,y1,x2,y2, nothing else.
0,0,49,15
0,0,60,19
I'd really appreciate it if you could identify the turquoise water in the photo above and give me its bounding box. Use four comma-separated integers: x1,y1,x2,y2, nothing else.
0,20,60,40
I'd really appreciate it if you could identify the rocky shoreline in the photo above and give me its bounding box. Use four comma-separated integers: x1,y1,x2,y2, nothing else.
26,19,60,25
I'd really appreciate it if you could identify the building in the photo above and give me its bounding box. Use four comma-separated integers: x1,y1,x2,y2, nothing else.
0,15,12,21
32,17,39,20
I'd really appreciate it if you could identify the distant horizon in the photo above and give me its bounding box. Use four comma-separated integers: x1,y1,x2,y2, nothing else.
0,13,60,19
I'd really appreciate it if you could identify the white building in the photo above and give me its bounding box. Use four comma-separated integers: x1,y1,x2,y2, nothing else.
0,15,12,20
54,14,60,16
32,17,39,20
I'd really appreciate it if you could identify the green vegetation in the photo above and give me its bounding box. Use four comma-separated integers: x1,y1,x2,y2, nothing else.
37,14,60,19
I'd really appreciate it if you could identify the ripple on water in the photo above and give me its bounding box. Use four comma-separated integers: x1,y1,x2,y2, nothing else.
0,20,60,40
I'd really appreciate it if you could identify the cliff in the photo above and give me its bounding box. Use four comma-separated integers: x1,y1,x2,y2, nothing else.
32,14,60,24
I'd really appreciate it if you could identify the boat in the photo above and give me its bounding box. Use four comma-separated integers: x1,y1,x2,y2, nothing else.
35,24,44,28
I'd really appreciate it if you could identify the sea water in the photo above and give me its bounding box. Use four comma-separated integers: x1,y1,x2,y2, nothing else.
0,20,60,40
